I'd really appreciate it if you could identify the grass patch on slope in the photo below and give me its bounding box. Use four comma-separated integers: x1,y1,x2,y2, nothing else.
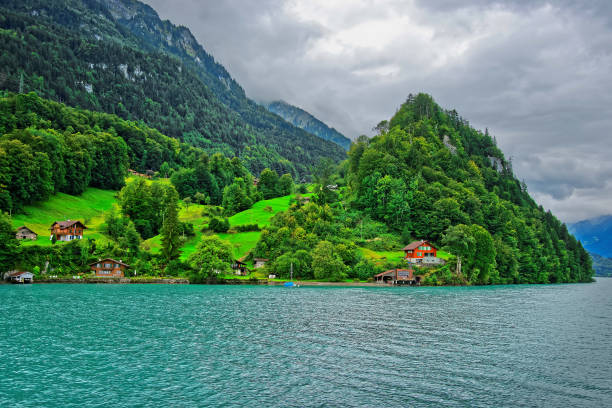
359,247,405,266
143,194,307,261
11,188,118,245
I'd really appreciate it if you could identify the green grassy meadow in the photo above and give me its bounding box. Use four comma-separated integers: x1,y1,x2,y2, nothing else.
143,193,309,261
11,188,118,246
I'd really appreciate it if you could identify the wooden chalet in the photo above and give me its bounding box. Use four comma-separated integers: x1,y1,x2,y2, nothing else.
374,269,419,285
15,226,37,240
50,220,87,241
254,258,268,269
403,240,443,265
231,260,249,276
7,271,34,284
89,258,130,277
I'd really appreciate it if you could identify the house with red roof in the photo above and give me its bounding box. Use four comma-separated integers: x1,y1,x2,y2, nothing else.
403,240,444,265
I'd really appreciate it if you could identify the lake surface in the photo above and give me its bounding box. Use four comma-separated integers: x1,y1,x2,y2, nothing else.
1,280,611,407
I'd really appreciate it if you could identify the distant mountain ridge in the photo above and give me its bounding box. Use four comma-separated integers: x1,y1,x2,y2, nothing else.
590,252,612,277
568,215,612,258
0,0,346,176
266,101,352,150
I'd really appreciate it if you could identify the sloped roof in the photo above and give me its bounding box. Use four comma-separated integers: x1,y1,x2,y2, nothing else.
88,258,130,267
402,240,436,251
374,268,414,278
9,271,33,277
16,226,36,234
50,220,88,230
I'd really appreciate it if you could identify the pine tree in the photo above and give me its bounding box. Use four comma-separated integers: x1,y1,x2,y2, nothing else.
161,187,181,262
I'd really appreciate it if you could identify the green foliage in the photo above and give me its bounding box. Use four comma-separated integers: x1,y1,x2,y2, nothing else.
253,93,592,285
0,92,190,211
0,2,345,176
160,187,181,262
342,93,592,284
187,235,233,282
233,224,260,232
0,213,20,272
258,168,280,199
222,178,253,216
209,217,230,233
311,241,348,281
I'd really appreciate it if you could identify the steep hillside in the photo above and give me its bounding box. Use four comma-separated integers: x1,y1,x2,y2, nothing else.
266,100,351,150
11,188,117,245
568,215,612,258
0,0,346,175
253,93,593,284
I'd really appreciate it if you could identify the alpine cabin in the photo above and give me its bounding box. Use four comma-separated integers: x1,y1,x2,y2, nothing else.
403,240,443,264
16,226,37,240
50,220,87,241
90,258,130,277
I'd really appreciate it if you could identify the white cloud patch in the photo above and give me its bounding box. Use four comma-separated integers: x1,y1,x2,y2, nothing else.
143,0,612,223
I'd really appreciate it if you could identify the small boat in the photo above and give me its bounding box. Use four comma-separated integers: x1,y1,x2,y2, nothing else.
284,281,295,287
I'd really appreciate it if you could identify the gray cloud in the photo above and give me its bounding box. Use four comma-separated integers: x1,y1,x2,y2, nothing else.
143,0,612,223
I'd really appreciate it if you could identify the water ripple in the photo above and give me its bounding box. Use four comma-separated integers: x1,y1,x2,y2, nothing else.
1,281,611,407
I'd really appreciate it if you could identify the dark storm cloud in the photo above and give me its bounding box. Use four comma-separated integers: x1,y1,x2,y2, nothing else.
143,0,612,223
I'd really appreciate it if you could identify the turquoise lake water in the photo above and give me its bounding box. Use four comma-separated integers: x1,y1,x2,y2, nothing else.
1,280,611,407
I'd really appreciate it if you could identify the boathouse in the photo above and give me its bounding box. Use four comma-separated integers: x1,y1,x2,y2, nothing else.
16,226,37,240
89,258,130,277
403,240,444,265
7,271,34,283
50,220,87,241
374,269,419,285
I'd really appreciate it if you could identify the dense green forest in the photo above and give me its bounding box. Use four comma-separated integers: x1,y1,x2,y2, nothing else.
0,0,346,176
254,94,593,284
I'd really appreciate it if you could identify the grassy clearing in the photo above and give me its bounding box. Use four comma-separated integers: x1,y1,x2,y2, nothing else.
144,193,307,261
11,188,118,246
436,250,451,260
359,247,405,266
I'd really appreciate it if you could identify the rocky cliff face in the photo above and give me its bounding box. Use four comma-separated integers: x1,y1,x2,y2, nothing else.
266,100,351,150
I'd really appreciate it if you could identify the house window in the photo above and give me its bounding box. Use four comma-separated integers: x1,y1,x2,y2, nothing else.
417,252,422,256
96,263,101,268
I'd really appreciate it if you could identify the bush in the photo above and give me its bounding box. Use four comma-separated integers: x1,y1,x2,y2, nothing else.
164,260,192,277
209,217,230,233
234,224,260,232
179,222,195,237
351,260,378,281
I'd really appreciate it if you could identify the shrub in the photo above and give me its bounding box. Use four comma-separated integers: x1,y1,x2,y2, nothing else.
234,224,260,232
209,217,230,233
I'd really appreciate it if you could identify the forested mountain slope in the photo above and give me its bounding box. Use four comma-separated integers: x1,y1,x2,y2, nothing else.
254,94,593,284
0,91,201,212
0,0,346,176
266,101,351,150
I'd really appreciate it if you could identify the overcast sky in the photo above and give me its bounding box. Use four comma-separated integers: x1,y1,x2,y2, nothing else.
143,0,612,223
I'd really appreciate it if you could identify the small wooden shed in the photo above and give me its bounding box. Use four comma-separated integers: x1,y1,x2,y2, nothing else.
16,226,38,240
